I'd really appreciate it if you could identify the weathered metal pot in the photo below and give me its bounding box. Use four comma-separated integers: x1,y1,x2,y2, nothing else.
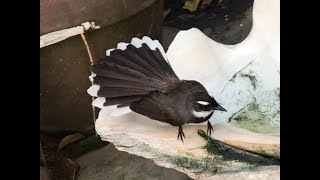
40,0,163,135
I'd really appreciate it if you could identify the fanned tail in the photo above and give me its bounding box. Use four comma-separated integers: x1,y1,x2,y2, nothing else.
87,36,180,116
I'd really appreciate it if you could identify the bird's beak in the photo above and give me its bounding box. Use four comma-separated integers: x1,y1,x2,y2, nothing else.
214,104,227,112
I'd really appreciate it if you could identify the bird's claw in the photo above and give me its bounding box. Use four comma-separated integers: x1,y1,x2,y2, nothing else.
207,121,213,136
177,126,185,143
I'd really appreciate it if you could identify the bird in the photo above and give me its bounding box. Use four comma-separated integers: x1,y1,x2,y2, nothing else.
87,36,227,142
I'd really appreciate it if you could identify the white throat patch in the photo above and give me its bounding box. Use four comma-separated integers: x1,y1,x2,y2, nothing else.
192,110,214,118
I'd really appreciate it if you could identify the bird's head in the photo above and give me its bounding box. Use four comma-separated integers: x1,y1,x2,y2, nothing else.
191,92,226,119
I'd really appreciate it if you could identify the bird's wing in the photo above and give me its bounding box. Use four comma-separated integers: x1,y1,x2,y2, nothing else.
130,91,181,126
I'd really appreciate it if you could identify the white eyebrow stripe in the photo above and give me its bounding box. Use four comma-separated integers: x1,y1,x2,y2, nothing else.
196,101,210,105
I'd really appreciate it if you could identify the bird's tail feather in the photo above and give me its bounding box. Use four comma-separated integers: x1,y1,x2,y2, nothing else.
87,36,179,116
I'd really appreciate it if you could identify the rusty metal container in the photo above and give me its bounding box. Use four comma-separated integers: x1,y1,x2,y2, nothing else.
40,0,163,134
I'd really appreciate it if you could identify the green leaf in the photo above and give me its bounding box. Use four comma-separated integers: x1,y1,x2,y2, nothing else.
183,0,200,12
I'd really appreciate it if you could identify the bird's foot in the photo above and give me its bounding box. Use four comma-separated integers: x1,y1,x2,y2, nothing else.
177,125,185,143
207,121,213,136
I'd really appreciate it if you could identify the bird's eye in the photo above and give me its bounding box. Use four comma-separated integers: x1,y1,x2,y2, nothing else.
196,101,210,105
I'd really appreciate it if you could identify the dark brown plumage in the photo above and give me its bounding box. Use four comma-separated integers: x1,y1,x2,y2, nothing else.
87,36,226,142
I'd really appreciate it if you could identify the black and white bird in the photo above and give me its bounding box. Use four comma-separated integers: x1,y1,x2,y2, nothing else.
87,36,226,142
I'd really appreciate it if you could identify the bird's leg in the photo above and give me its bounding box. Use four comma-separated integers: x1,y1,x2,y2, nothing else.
207,121,213,136
177,125,185,142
